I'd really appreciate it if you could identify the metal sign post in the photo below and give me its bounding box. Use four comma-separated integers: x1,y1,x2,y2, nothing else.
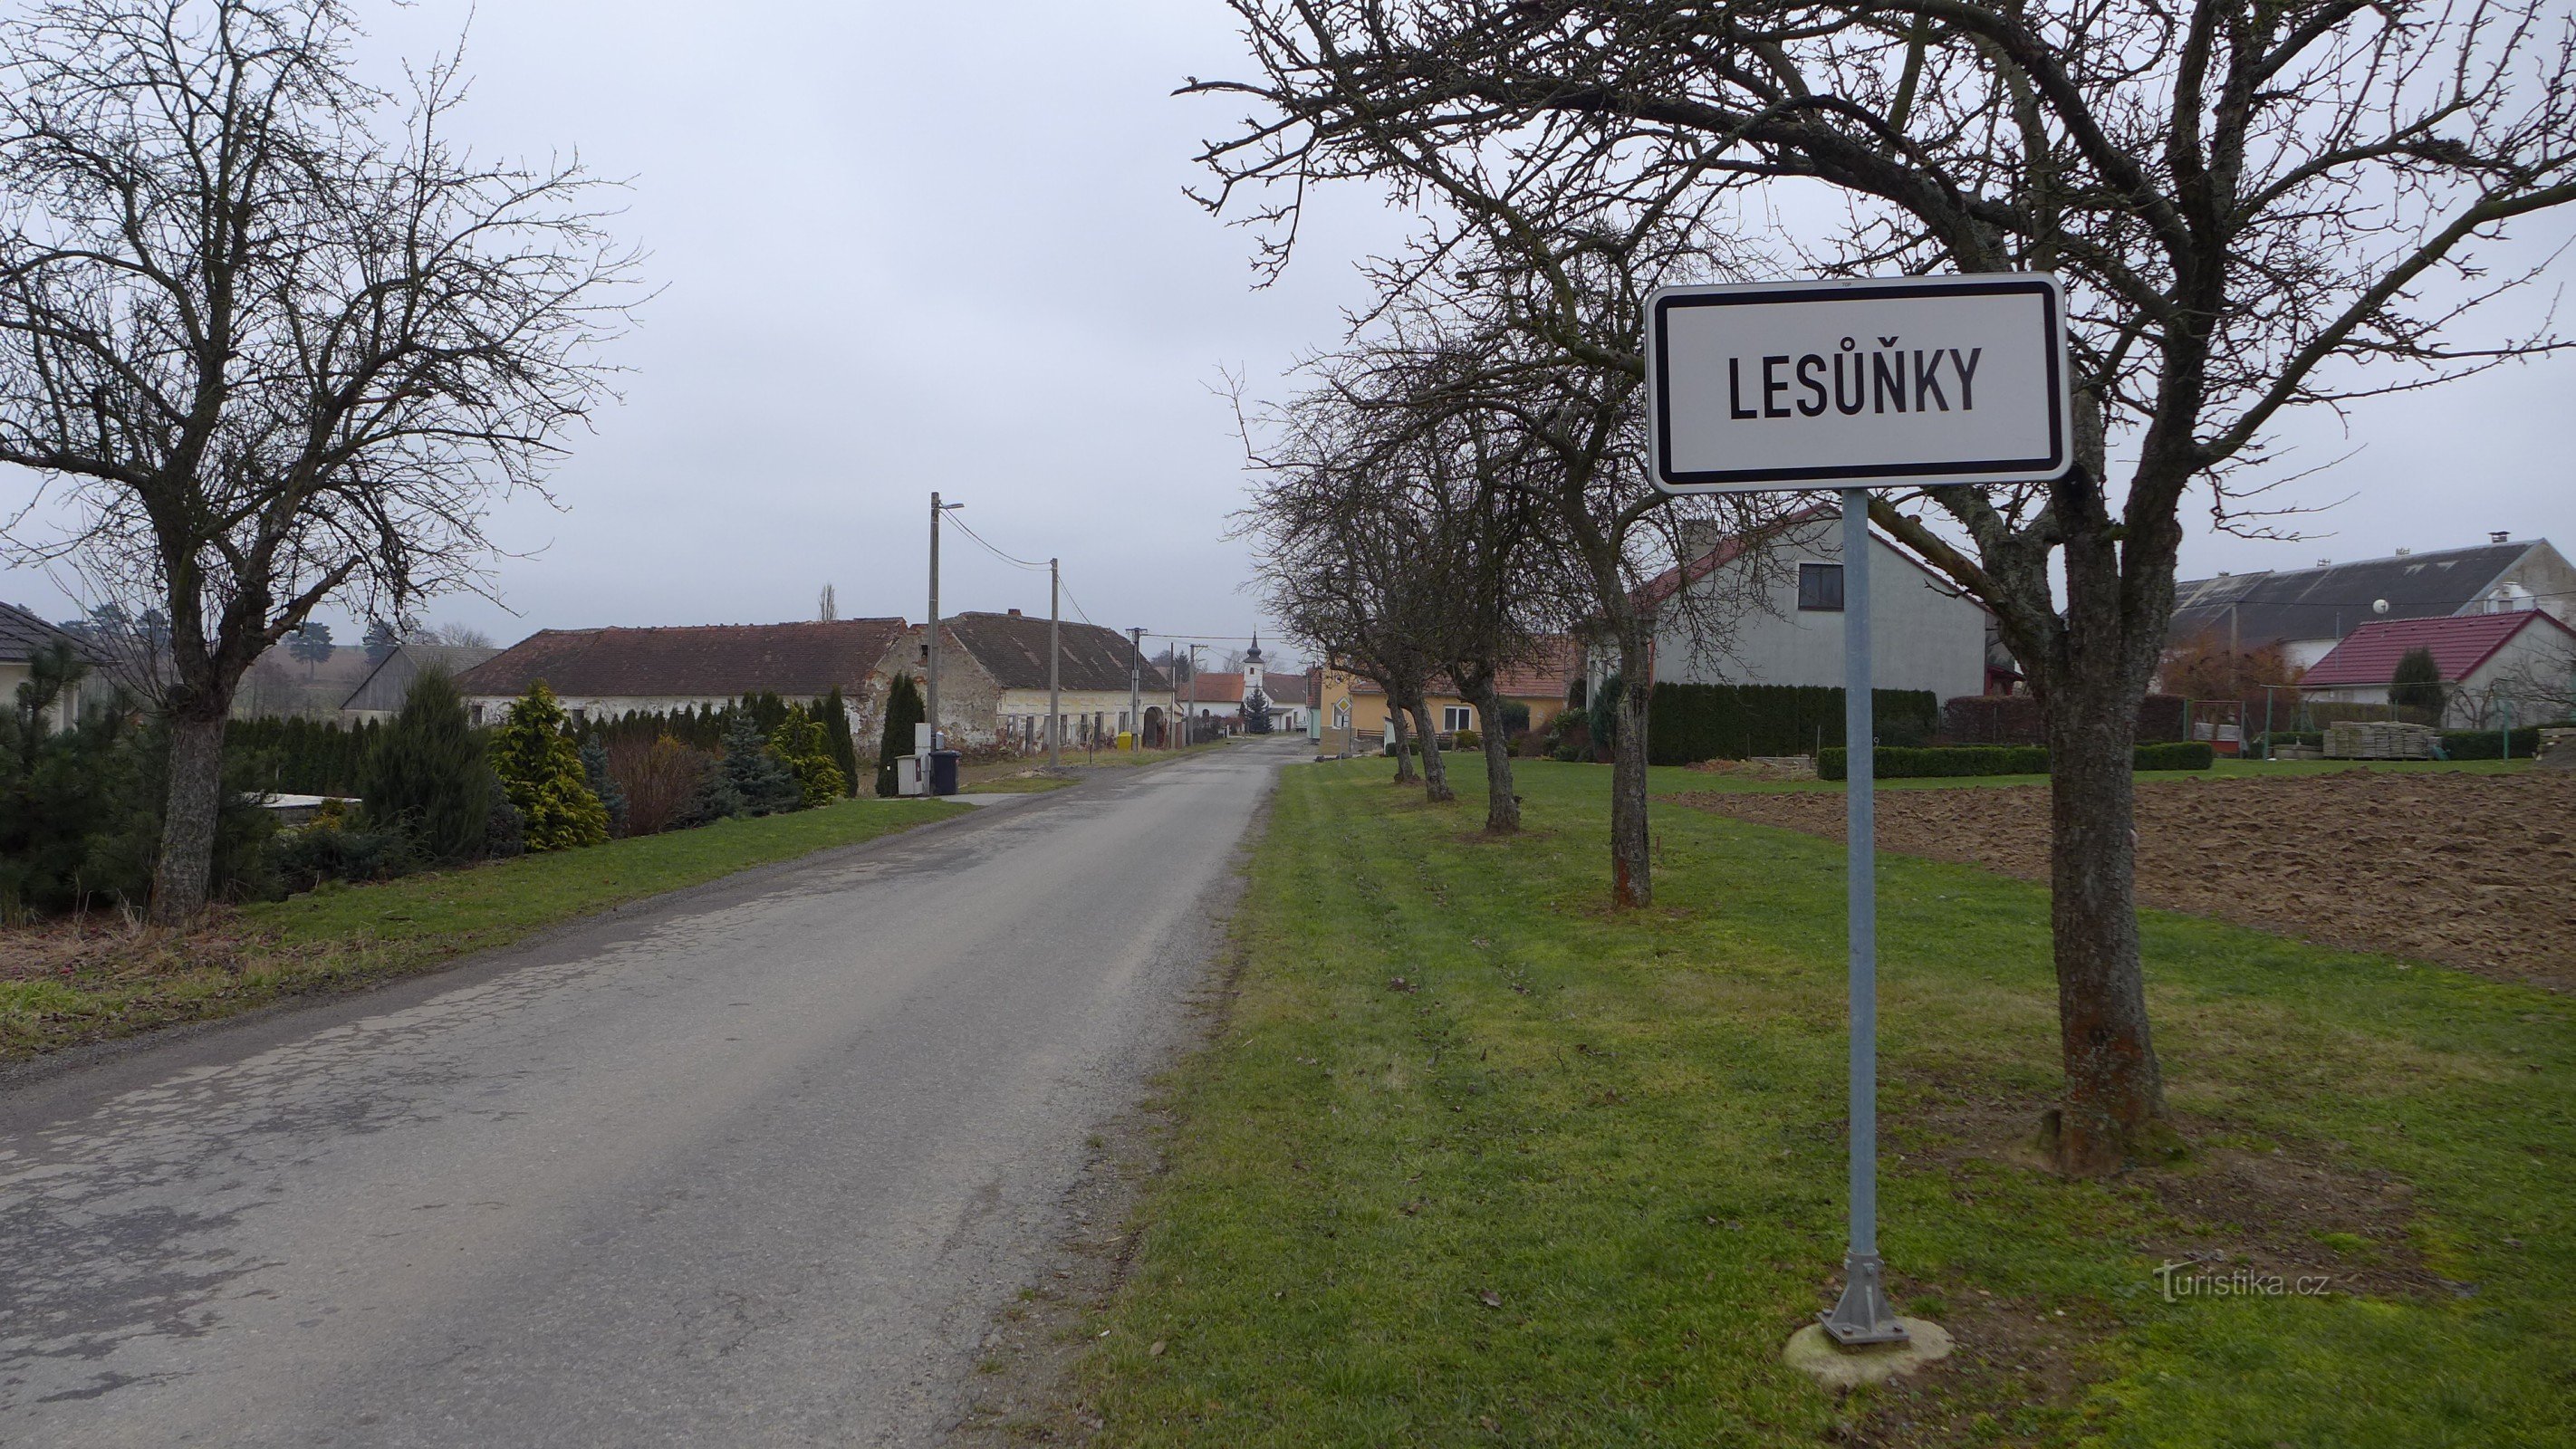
1645,273,2071,1354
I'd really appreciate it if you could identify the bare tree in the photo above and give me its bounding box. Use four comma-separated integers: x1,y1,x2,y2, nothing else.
1191,0,2576,1171
0,0,636,922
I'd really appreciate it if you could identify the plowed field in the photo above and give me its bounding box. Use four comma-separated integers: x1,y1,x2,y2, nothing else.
1677,769,2576,991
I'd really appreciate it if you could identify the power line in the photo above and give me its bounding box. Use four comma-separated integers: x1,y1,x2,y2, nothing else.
944,513,1050,573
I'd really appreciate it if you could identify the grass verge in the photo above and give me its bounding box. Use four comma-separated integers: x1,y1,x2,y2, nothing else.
1072,758,2571,1447
0,796,969,1062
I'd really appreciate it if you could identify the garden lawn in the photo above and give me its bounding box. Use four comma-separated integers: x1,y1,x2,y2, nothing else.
1074,758,2572,1447
0,796,967,1061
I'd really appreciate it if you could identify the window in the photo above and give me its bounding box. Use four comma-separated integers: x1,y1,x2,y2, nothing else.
1798,561,1845,611
1443,705,1475,732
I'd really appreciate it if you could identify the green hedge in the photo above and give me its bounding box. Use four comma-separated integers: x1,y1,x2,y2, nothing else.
1817,741,2215,780
1648,683,1938,764
2439,724,2562,760
226,716,387,796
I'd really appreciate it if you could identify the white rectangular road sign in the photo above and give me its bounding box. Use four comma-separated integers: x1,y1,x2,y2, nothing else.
1647,273,2071,494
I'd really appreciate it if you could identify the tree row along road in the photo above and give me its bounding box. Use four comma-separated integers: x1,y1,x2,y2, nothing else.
0,742,1295,1447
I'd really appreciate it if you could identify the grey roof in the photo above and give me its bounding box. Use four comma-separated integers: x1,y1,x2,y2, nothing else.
341,644,500,713
0,601,111,666
2169,542,2535,647
943,613,1170,693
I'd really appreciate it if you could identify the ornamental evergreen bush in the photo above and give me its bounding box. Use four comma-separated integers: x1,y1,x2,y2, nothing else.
580,736,630,835
876,672,925,797
817,687,861,797
357,668,487,862
2390,648,2446,722
768,705,848,809
489,681,609,850
697,714,802,820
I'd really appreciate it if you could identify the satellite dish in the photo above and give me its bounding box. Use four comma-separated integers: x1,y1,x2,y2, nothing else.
2372,599,2390,615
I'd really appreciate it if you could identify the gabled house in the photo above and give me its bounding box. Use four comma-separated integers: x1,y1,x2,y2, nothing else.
2169,535,2575,670
455,619,912,734
341,643,500,722
1312,636,1585,749
2297,610,2576,729
1629,506,1991,704
913,611,1170,752
0,602,111,730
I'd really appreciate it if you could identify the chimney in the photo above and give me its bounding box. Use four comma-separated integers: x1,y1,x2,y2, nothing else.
2491,530,2511,544
1007,608,1022,617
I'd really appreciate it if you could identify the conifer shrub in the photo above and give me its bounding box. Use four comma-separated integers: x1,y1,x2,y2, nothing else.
817,687,861,797
489,681,609,850
2390,648,2446,722
769,705,848,809
580,737,630,835
876,672,926,797
690,715,802,822
357,668,487,862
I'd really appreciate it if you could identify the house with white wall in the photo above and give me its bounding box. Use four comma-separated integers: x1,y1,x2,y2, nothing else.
913,611,1170,752
456,619,911,735
1631,507,1991,704
0,602,111,731
2297,610,2576,728
2169,534,2575,671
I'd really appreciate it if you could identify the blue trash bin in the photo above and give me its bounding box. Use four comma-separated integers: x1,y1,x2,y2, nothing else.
929,749,961,796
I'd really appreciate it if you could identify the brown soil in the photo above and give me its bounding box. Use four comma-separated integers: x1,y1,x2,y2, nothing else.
1844,1076,2446,1446
1676,769,2576,991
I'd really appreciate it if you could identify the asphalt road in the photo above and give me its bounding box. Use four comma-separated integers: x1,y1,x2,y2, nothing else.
0,739,1294,1447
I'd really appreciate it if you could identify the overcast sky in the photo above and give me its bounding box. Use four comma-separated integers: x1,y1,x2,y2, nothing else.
4,1,2571,670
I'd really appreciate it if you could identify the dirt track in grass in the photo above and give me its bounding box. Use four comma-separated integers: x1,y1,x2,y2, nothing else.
1675,768,2576,991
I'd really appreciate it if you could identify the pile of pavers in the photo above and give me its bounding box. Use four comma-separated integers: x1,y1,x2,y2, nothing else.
2322,720,2440,760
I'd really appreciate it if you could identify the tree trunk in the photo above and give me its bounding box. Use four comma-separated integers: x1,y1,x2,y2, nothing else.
149,712,229,925
2037,667,2172,1173
1388,696,1420,783
1608,627,1653,907
1467,674,1518,832
1411,699,1454,802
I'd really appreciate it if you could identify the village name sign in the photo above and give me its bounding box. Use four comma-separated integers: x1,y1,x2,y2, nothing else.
1645,272,2072,1363
1648,273,2070,492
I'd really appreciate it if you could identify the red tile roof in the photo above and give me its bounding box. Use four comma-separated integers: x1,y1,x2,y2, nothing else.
2299,609,2575,686
1345,636,1581,701
456,619,909,699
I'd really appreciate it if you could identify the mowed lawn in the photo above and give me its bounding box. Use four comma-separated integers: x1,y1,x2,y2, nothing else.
1076,758,2571,1447
0,796,968,1060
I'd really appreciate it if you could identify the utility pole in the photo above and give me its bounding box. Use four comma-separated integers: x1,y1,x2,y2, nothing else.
1188,643,1205,747
927,493,961,771
1048,557,1062,767
1128,627,1144,750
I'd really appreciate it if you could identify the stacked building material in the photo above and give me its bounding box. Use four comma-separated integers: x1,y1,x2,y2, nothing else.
2322,720,2439,760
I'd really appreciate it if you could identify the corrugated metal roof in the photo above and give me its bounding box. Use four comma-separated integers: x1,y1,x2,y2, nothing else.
2170,542,2534,647
2299,609,2574,686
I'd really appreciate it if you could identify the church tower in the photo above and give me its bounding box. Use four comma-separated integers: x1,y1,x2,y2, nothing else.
1243,634,1265,704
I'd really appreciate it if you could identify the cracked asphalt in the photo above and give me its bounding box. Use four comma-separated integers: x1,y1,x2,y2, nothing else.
0,740,1293,1446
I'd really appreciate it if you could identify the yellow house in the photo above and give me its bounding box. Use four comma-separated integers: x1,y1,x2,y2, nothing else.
1315,637,1581,753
